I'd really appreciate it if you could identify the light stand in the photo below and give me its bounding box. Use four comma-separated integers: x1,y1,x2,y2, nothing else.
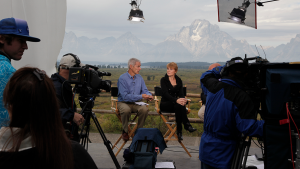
257,0,279,7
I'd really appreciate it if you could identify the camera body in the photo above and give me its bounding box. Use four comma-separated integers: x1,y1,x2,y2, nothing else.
68,64,111,96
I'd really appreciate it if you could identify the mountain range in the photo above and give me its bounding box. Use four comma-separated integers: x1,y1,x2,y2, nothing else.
59,19,300,63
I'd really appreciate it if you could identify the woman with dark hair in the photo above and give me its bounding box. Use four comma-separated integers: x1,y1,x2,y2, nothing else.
160,62,196,141
0,67,97,169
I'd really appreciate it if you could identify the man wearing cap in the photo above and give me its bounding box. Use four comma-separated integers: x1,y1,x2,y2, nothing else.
51,53,85,142
199,57,264,169
0,17,40,127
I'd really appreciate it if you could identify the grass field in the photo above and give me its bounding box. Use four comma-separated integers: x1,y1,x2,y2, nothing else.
75,68,207,137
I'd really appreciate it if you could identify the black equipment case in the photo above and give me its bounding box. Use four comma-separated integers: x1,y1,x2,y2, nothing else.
260,63,300,169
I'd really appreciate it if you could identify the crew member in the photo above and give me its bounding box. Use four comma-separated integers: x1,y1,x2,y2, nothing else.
51,53,84,142
199,57,264,169
0,17,40,127
117,58,153,141
198,63,221,121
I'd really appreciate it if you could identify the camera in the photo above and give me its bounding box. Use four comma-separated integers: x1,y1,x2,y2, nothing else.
68,64,111,96
220,56,271,113
226,56,300,169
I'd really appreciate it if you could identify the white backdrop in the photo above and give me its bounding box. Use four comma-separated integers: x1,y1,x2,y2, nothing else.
0,0,67,76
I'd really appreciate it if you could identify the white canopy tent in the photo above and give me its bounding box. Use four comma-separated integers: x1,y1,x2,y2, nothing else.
0,0,67,76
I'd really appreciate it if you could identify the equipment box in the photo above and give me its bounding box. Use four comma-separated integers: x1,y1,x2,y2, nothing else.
122,160,176,169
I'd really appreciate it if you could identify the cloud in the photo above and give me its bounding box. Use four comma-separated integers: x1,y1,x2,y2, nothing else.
65,0,300,47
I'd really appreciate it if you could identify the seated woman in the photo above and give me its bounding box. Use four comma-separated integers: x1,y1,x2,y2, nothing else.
0,67,97,169
160,62,196,140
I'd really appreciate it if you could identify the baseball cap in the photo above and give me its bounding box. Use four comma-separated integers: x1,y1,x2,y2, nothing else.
0,17,40,42
208,63,221,70
59,54,85,69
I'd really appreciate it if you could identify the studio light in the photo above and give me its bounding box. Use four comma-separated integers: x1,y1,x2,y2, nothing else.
228,0,251,24
128,0,145,23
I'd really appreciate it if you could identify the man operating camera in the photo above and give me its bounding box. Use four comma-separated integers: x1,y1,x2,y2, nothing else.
51,53,85,142
199,57,264,169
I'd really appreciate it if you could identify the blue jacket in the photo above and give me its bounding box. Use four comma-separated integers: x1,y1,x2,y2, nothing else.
0,53,16,127
199,66,264,169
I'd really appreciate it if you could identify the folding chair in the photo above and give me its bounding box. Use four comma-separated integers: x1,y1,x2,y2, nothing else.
110,87,138,156
154,86,192,157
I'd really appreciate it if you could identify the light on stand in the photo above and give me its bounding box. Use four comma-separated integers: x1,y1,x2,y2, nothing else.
128,0,145,23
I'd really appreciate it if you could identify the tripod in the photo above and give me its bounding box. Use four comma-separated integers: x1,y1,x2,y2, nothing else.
78,96,121,169
231,135,252,169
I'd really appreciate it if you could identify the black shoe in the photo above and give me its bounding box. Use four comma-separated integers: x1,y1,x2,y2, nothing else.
186,126,197,132
177,132,183,141
184,123,197,133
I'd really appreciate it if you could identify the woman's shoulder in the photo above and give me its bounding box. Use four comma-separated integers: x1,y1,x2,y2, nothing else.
175,75,183,83
160,74,168,82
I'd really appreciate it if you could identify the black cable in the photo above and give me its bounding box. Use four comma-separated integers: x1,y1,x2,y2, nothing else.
61,80,68,108
252,138,262,148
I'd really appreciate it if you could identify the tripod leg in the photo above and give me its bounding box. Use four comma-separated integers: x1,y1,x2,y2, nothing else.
231,136,247,169
91,112,121,169
242,137,252,169
80,111,91,150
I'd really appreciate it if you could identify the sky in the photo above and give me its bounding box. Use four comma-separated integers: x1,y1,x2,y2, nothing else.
65,0,300,47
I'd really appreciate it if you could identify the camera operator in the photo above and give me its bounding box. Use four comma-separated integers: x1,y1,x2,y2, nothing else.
0,17,40,127
198,63,221,121
199,57,264,169
51,53,84,142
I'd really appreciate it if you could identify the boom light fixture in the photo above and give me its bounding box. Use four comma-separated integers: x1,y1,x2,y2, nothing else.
128,0,145,23
228,0,251,24
257,0,279,6
227,0,279,25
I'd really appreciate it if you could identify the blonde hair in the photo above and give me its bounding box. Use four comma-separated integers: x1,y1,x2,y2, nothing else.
166,62,178,72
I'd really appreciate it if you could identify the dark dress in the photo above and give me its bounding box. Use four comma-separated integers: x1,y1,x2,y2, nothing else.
0,141,98,169
160,74,189,132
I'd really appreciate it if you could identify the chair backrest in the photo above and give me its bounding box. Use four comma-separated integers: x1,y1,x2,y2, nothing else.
154,86,163,96
183,86,187,96
111,87,119,97
154,86,187,97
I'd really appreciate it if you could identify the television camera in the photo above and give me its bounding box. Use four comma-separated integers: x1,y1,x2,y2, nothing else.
223,56,300,169
68,64,111,96
68,64,121,169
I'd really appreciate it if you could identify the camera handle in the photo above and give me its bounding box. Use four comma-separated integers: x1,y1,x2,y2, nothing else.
79,97,121,169
231,135,252,169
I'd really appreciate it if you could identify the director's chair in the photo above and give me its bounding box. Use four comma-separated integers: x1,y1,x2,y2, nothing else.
110,87,138,156
154,86,192,157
